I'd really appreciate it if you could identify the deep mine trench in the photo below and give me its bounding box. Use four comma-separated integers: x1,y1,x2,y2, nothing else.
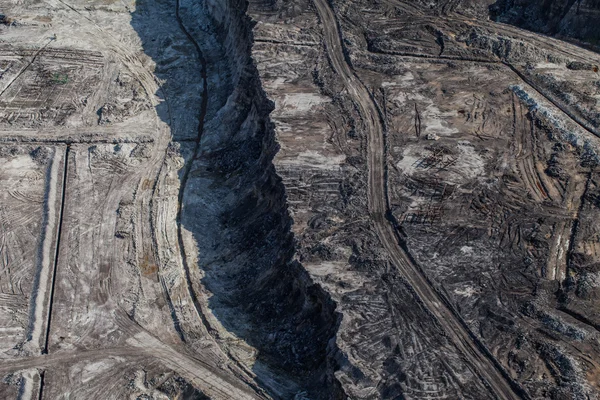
172,0,214,336
166,1,341,398
169,4,267,394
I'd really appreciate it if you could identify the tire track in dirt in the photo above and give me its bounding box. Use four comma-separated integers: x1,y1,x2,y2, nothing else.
5,311,264,399
368,0,600,139
312,0,528,398
0,38,55,101
379,1,600,66
30,2,267,398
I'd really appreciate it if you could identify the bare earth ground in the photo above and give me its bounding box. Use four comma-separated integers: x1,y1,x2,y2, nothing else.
1,0,600,399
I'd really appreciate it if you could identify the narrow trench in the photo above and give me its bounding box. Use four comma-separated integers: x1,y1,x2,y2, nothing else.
36,370,45,400
31,144,70,399
43,144,70,354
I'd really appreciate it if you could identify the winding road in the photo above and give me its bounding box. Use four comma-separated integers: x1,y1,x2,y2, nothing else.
312,0,527,398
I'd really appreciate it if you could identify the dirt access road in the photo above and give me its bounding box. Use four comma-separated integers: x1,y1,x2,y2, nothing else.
311,0,526,398
0,340,262,400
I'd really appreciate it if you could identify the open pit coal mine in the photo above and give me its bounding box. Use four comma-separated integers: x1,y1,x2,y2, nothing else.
1,0,600,398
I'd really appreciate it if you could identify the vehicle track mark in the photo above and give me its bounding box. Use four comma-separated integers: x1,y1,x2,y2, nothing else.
0,39,55,101
312,0,529,398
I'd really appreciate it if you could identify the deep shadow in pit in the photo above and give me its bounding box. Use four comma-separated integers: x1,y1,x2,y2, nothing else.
130,0,343,398
489,0,600,51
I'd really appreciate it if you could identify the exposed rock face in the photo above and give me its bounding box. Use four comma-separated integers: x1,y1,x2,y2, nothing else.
174,0,341,397
490,0,600,47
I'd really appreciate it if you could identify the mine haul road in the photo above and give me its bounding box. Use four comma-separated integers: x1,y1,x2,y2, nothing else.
0,341,262,400
312,0,526,398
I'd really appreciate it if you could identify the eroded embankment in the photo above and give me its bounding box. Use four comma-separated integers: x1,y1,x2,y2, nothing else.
176,0,342,397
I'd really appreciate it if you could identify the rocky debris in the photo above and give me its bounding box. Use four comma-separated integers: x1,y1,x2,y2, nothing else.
0,14,14,25
567,61,599,72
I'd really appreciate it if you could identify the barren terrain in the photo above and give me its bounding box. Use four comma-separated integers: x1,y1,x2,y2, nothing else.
1,0,600,399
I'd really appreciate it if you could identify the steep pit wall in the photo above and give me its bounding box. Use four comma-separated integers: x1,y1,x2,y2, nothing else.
176,0,341,398
490,0,600,49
